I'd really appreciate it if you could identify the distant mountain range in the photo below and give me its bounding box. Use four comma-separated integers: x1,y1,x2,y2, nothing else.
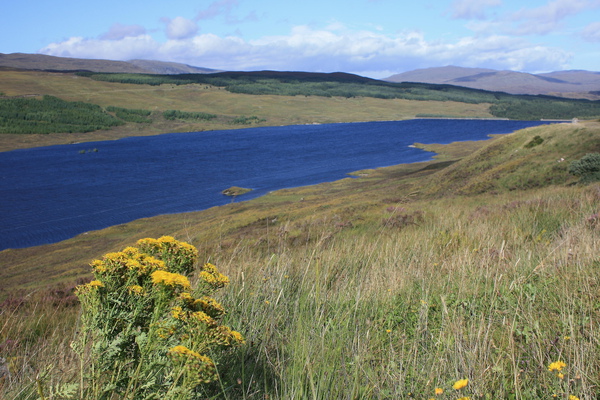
0,52,220,74
2,53,600,99
386,66,600,98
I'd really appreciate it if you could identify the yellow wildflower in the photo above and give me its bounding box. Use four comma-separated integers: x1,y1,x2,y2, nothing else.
569,395,580,400
75,279,105,293
558,373,565,380
548,361,566,372
230,330,245,344
171,306,186,320
453,378,469,390
194,296,226,317
435,387,444,395
90,259,107,273
127,285,144,295
122,246,140,256
168,345,202,359
151,270,191,290
199,263,230,288
191,310,216,326
456,397,470,400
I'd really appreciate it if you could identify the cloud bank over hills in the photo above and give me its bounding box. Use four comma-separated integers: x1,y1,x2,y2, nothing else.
6,0,596,79
2,52,599,99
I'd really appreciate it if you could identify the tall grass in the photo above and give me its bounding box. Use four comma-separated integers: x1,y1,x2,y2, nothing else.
2,184,598,399
204,184,599,399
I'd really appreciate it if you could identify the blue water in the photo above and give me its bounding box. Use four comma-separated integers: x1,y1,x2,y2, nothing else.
0,119,550,251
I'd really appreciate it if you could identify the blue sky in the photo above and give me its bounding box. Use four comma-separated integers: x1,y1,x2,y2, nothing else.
2,0,599,78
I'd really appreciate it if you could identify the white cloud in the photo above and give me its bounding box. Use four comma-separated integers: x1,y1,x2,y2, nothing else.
38,25,573,77
195,0,239,21
581,21,600,41
162,17,198,40
99,23,146,40
507,0,594,35
450,0,502,20
461,0,600,36
40,35,159,61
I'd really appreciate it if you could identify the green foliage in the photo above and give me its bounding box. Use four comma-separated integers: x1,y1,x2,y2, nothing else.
76,72,198,86
231,115,265,124
162,109,217,121
525,135,544,148
72,236,244,399
106,106,152,123
568,152,600,183
490,98,600,120
0,95,124,134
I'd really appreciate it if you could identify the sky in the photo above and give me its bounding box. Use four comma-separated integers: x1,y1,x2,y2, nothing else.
2,0,600,78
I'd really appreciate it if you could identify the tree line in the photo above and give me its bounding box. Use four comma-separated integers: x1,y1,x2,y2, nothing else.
0,95,124,134
78,71,600,120
0,95,266,135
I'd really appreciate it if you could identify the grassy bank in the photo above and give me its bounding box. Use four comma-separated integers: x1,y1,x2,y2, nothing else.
1,121,599,398
0,69,493,152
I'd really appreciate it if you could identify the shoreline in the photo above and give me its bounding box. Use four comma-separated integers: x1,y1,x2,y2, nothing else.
0,117,564,153
1,130,502,253
0,119,558,252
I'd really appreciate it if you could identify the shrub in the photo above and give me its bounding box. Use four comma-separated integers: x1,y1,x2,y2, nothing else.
71,236,243,399
524,135,544,148
568,152,600,183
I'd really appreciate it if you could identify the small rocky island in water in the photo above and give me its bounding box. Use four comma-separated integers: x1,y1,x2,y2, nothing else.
222,186,253,196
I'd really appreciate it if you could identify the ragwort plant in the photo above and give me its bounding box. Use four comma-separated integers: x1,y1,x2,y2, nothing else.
72,236,244,399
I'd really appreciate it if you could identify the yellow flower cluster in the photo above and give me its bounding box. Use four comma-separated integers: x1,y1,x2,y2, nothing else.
168,344,217,384
195,296,226,318
127,285,144,295
209,325,246,345
453,379,469,390
191,310,216,326
199,263,230,289
76,279,104,293
151,270,191,290
548,361,566,372
137,236,198,269
171,306,186,320
169,345,203,359
90,248,166,278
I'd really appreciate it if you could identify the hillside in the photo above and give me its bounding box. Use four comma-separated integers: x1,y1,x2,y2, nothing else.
386,65,600,99
0,52,219,74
